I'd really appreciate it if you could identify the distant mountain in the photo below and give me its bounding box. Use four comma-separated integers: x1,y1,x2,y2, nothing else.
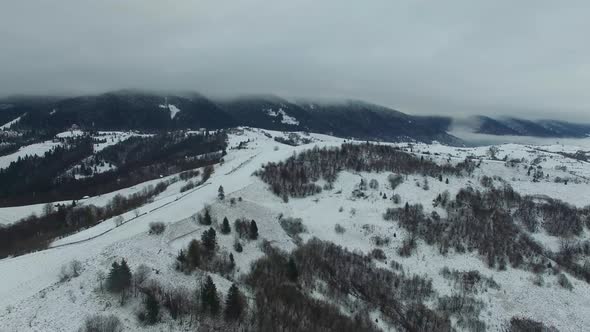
0,91,236,131
0,91,459,144
468,116,590,138
219,96,458,144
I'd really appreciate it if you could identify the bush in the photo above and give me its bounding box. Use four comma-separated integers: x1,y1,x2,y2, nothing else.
197,207,214,226
509,317,557,332
532,274,544,287
234,240,243,253
371,235,390,247
398,236,416,257
369,248,386,261
279,217,307,238
388,174,404,190
334,223,346,234
180,180,195,193
59,260,83,282
148,222,166,235
557,273,573,290
369,179,379,190
80,314,123,332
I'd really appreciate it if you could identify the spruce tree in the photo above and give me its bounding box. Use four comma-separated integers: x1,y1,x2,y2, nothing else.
286,257,298,282
221,217,231,234
234,240,243,253
176,249,187,271
201,208,212,225
106,261,121,292
229,253,235,270
187,240,201,269
145,291,160,324
119,259,132,291
201,276,220,316
201,228,217,253
224,283,245,321
218,185,225,200
249,220,258,240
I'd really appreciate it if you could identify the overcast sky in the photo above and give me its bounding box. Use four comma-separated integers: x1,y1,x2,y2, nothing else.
1,1,590,120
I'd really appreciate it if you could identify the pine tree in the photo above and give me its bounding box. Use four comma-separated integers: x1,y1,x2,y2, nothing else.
106,261,121,292
201,228,217,253
145,291,160,324
249,220,258,240
445,178,449,185
119,259,132,291
229,253,235,270
201,276,220,316
224,283,245,321
200,208,213,225
221,217,231,234
107,258,132,305
176,249,187,270
234,240,243,253
218,185,225,200
187,240,201,269
286,257,298,282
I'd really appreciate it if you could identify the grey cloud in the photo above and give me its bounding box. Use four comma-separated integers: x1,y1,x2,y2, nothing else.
1,0,589,121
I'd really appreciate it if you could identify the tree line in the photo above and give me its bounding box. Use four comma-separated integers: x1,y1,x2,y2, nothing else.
255,143,475,199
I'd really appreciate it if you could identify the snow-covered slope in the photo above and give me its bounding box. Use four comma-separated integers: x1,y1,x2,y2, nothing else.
0,115,23,130
1,128,589,331
0,140,61,170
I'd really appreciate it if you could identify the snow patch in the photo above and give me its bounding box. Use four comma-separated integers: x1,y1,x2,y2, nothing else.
159,104,181,119
265,108,300,126
56,130,84,138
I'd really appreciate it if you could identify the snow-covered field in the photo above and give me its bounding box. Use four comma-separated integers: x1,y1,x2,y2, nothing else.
0,140,61,170
1,128,589,331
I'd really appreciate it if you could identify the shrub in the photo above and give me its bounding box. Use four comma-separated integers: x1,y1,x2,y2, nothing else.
234,240,243,253
371,235,390,247
234,218,251,239
388,174,404,190
279,217,307,238
398,236,416,257
369,248,386,261
180,180,195,193
59,260,83,282
334,223,346,234
80,314,123,332
557,273,573,291
148,222,166,235
509,317,557,332
369,179,379,190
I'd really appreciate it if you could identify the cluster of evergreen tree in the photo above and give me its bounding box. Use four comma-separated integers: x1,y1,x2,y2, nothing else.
255,143,475,198
234,218,258,240
0,137,94,205
106,259,132,305
126,273,247,328
176,226,235,276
